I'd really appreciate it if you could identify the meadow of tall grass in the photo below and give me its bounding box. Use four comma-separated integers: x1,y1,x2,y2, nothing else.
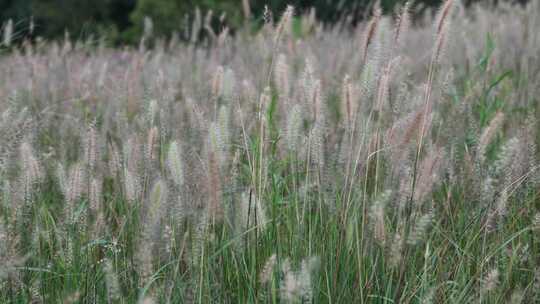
0,0,539,303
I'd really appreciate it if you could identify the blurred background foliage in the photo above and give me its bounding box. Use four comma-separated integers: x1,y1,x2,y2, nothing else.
0,0,530,45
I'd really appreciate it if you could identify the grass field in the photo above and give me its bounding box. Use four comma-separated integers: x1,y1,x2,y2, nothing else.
1,0,539,303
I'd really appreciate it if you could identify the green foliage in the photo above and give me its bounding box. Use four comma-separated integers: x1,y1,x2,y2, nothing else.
129,0,242,41
0,0,462,44
3,0,530,45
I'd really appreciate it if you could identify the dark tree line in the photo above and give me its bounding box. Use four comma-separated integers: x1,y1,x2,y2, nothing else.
0,0,529,45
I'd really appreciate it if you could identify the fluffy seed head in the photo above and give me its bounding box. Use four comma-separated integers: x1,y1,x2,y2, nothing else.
108,142,122,177
274,6,294,44
260,254,277,284
207,151,223,222
237,191,267,233
369,190,391,245
389,232,403,267
83,122,99,172
2,19,13,47
341,74,356,129
286,104,304,153
481,268,499,294
361,7,382,63
20,141,43,186
310,120,325,169
280,256,319,303
407,211,433,245
89,178,102,213
66,162,85,205
433,0,454,63
146,126,159,164
394,1,411,47
124,169,140,203
275,54,290,100
222,68,236,101
148,179,167,222
167,141,184,187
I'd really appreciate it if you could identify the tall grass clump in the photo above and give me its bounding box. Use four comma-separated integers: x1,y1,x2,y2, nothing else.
0,1,539,303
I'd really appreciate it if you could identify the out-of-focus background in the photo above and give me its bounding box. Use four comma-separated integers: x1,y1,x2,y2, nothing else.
0,0,530,44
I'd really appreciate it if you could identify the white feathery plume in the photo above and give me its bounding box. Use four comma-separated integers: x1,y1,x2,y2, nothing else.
89,177,102,213
310,119,325,169
83,122,99,172
237,191,267,233
222,68,236,101
274,6,294,44
167,141,184,187
275,54,290,101
2,19,13,47
286,104,303,153
148,179,167,223
369,190,391,245
478,111,504,162
407,211,433,245
280,256,319,303
124,169,140,203
108,142,122,177
260,254,277,284
481,268,499,294
20,141,44,188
